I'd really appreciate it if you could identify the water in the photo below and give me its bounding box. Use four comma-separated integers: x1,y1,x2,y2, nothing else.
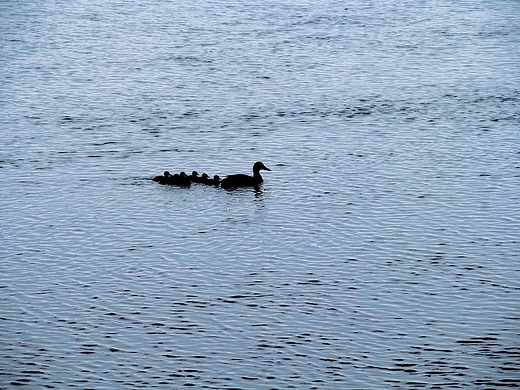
1,0,519,388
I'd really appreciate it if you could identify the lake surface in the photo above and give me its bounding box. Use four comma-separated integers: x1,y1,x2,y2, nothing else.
1,0,519,388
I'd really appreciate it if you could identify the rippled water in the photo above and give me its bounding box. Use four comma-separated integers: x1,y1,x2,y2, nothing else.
1,0,519,388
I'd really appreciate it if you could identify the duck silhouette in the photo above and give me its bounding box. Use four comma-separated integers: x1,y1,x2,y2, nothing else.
153,171,172,185
171,172,191,187
220,162,271,189
189,171,206,183
203,174,220,186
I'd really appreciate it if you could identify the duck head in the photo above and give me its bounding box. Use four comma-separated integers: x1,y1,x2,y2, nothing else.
253,161,271,173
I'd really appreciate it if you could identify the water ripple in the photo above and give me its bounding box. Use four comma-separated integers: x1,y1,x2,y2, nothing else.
1,0,519,388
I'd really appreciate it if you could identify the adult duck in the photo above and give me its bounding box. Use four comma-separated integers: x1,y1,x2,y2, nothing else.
220,162,271,189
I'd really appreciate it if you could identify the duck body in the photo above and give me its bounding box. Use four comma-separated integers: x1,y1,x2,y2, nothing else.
220,162,270,189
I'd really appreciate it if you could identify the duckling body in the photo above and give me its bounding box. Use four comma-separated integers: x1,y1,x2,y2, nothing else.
220,162,270,189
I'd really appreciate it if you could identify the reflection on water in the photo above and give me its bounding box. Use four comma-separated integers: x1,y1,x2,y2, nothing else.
1,0,519,388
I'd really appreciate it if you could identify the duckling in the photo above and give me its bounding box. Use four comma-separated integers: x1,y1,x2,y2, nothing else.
199,173,209,183
220,162,270,189
168,172,191,187
189,171,205,183
153,171,171,185
203,174,220,186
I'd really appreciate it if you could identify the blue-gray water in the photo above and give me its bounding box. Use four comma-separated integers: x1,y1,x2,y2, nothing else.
1,0,519,388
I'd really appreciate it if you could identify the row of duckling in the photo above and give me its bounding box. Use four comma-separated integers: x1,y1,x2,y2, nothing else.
153,162,271,190
153,171,220,187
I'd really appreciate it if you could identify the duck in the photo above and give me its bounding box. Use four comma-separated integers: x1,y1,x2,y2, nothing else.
200,173,210,182
189,171,205,183
168,172,191,187
176,172,192,187
203,174,220,186
153,171,172,185
220,162,271,189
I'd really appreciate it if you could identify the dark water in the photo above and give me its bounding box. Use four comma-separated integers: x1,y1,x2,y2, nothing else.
1,0,519,388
